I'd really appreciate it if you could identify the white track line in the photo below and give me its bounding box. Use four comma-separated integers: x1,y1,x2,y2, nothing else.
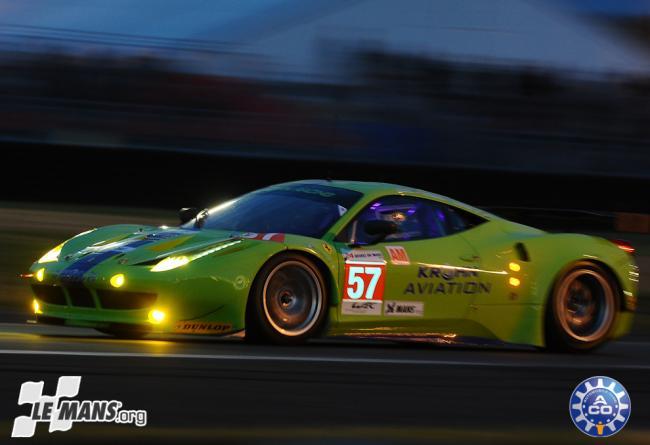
0,348,649,370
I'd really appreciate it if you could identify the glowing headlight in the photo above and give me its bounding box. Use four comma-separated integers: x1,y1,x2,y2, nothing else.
35,268,45,282
32,299,42,314
151,256,190,272
150,240,242,272
38,243,64,263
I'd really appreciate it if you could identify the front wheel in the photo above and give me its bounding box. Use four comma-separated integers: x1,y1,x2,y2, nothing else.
246,253,328,344
545,262,618,352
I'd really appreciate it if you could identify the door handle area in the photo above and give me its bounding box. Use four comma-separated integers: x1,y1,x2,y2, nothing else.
459,254,480,262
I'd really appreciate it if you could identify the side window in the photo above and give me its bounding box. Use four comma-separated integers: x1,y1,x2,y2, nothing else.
338,196,449,244
443,204,487,234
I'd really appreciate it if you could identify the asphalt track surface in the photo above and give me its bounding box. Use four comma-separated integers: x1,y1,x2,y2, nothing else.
0,322,648,445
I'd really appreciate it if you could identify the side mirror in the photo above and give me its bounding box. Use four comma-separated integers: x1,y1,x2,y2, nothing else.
363,219,398,243
179,207,200,225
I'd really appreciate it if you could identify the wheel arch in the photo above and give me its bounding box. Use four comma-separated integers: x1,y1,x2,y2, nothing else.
244,249,335,322
544,258,624,313
542,258,622,349
283,249,334,302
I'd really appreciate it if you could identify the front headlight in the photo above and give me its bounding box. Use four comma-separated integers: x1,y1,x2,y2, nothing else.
38,243,64,263
151,256,190,272
150,239,242,272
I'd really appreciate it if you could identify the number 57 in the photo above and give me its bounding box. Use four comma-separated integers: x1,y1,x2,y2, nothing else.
346,265,384,300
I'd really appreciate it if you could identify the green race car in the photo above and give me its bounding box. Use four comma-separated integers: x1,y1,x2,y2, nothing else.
27,180,638,351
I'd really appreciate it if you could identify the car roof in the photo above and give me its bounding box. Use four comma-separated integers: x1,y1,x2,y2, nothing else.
281,179,422,194
276,179,498,220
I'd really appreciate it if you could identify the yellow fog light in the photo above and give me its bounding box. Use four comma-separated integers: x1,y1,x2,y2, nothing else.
110,273,125,288
148,309,166,324
35,268,45,282
32,299,42,314
509,277,521,287
508,262,521,272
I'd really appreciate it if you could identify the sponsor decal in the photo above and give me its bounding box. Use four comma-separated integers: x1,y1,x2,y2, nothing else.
144,230,195,240
174,322,232,334
385,246,410,265
147,236,192,252
11,376,146,438
384,300,424,317
570,376,631,437
342,249,385,264
341,300,382,315
417,265,480,280
59,250,129,282
287,186,335,198
404,265,491,296
239,232,285,242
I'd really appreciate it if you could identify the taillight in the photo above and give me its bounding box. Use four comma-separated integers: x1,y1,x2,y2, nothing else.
610,239,635,254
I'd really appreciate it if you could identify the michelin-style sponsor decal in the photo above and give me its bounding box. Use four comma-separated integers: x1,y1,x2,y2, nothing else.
11,376,146,438
239,232,285,242
384,301,424,317
174,322,232,334
341,300,382,315
570,376,631,437
404,265,491,295
343,249,385,264
385,246,410,265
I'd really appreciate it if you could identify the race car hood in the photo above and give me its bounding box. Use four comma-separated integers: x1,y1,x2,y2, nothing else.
50,225,266,269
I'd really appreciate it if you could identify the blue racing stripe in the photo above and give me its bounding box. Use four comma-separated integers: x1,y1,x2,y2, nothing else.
59,251,122,282
58,232,189,282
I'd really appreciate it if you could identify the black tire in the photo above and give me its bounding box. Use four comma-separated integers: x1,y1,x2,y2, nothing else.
96,326,150,339
246,253,328,344
545,261,619,352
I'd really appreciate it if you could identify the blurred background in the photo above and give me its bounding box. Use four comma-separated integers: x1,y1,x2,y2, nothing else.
0,0,649,186
0,0,648,306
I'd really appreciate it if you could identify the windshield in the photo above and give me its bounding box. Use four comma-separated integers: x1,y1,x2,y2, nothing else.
186,184,363,238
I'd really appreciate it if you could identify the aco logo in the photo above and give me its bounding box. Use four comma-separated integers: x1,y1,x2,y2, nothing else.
569,376,631,437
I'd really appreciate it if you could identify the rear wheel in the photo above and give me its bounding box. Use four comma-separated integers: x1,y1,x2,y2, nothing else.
246,253,328,344
545,262,618,352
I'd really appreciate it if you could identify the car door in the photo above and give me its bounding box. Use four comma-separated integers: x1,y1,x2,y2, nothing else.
333,195,483,329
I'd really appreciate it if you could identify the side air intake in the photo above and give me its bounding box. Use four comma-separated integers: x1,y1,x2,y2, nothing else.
515,242,530,262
